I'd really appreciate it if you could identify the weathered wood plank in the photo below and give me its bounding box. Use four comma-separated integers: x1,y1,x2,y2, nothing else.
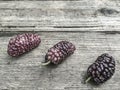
0,32,120,90
0,1,120,31
0,0,120,90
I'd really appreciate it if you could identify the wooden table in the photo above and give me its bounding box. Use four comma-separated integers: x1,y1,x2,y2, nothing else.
0,0,120,90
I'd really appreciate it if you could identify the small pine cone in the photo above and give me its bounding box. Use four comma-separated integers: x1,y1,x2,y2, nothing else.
7,33,41,57
86,53,115,84
45,41,76,65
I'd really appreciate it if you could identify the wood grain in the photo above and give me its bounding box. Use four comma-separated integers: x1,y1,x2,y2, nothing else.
0,0,120,90
0,0,120,31
0,32,120,90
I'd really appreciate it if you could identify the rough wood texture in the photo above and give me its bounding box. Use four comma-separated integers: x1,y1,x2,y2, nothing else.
0,0,120,90
0,0,120,31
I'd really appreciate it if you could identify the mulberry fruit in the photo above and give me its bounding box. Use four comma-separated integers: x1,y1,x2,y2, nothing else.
42,41,76,65
7,33,41,57
85,53,115,84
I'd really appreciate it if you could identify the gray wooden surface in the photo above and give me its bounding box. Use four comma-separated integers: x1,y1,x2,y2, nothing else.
0,0,120,90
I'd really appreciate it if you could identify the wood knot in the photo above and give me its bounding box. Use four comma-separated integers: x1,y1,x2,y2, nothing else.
97,8,119,16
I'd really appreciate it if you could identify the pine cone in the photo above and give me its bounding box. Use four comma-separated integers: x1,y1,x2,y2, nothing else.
86,53,115,84
44,41,76,65
7,33,41,57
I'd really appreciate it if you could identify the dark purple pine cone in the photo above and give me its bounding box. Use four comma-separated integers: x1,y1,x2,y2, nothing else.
86,53,115,84
7,33,41,57
42,41,76,65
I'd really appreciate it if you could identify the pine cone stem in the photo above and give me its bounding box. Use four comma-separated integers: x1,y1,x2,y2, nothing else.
85,77,92,83
41,61,51,66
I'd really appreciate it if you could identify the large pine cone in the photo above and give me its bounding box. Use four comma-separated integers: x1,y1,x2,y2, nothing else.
7,33,41,57
87,53,115,84
45,41,76,65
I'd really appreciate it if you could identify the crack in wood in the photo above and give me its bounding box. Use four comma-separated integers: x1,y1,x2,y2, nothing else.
1,26,36,28
0,31,120,37
100,31,120,34
53,26,101,28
